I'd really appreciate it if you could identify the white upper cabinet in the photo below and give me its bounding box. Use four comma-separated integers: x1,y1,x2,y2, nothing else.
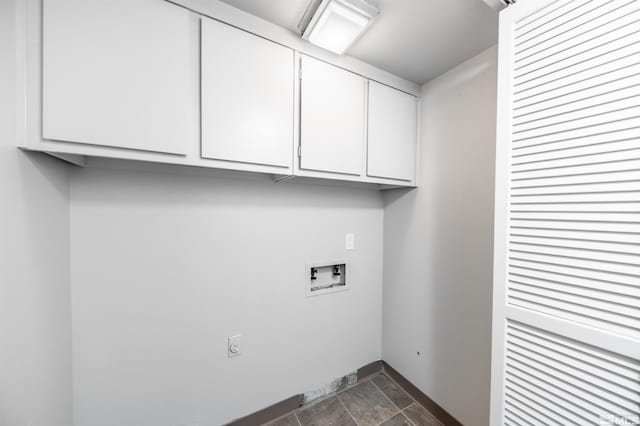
367,81,418,181
201,19,294,169
32,1,418,188
42,0,196,155
299,55,366,176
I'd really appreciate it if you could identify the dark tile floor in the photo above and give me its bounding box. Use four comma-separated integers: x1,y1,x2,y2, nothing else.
267,373,443,426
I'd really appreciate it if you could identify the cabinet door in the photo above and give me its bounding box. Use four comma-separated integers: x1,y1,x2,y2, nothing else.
201,19,294,169
42,0,196,155
367,81,417,181
300,56,366,176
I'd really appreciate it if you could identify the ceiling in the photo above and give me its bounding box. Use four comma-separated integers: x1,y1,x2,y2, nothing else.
217,0,498,84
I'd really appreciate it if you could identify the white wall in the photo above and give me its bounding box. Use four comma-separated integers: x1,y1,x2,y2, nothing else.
2,3,494,423
382,46,497,426
0,1,73,425
69,168,384,426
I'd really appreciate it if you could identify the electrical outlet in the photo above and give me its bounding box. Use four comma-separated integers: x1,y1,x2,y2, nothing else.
345,233,355,250
228,334,241,358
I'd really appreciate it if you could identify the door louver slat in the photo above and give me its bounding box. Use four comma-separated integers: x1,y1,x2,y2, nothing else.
504,322,640,424
493,1,640,424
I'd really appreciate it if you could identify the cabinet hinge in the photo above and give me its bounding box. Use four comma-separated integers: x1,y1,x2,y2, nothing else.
298,145,302,158
299,59,302,80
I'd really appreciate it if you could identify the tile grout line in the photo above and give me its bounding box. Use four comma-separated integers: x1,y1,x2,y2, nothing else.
336,388,361,426
264,371,442,426
369,376,416,426
296,376,366,426
381,372,419,407
381,372,444,426
369,379,405,425
382,371,444,426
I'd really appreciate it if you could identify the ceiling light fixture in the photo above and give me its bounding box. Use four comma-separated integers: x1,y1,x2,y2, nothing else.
482,0,515,11
298,0,380,55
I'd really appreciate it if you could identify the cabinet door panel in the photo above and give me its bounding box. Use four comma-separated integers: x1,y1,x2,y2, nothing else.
201,19,294,168
367,81,417,181
300,56,365,176
42,0,196,155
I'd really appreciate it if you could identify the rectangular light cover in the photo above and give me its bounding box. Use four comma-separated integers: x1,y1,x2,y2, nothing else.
303,0,376,54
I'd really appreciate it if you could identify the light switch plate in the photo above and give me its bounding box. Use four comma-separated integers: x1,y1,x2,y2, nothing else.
346,233,355,250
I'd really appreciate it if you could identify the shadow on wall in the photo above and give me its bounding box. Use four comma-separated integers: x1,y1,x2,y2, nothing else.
1,147,73,426
381,45,498,426
69,165,384,211
68,166,385,426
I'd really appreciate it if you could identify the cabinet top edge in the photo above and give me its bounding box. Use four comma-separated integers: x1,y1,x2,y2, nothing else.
165,0,422,97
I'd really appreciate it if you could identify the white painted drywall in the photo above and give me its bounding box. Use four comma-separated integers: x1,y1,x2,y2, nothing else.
69,168,383,425
0,1,73,425
382,46,497,426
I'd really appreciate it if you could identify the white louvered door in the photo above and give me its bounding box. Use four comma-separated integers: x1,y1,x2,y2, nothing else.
491,1,640,425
